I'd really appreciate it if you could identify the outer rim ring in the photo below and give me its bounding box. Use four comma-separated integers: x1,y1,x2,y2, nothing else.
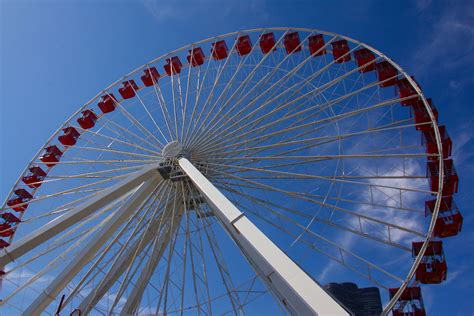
1,27,444,314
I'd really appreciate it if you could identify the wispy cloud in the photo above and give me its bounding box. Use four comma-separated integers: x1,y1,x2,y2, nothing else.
411,1,474,79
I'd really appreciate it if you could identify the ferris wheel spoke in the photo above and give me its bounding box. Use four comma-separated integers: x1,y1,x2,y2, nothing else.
187,31,269,148
233,200,400,289
22,176,162,314
72,124,162,156
0,164,161,268
77,190,170,314
208,162,431,195
185,38,241,148
196,38,362,149
63,182,169,310
221,184,404,285
206,120,422,159
196,71,400,155
198,206,244,315
121,187,185,315
0,173,135,213
112,101,164,148
192,30,322,146
215,178,422,215
206,167,425,240
148,77,175,141
1,202,124,307
216,183,414,252
133,85,170,144
111,190,176,313
97,112,163,151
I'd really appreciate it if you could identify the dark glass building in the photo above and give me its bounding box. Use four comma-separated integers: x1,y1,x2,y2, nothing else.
324,282,383,316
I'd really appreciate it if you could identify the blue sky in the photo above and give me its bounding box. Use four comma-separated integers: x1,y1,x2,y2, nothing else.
1,0,473,315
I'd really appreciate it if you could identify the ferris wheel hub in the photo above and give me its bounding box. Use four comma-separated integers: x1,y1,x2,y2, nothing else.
162,140,187,159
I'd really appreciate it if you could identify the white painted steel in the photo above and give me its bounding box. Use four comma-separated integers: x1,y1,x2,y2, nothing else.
22,176,161,315
0,163,160,267
178,157,350,316
120,199,184,315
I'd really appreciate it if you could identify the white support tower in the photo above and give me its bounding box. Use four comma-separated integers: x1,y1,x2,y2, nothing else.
178,158,349,316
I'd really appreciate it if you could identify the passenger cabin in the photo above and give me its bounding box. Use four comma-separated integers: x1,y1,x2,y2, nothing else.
412,241,447,284
427,159,458,196
141,67,159,87
376,61,398,87
236,35,252,56
7,189,33,212
58,127,80,146
187,47,205,66
22,166,47,189
308,34,326,56
0,239,9,249
411,98,438,132
1,212,21,223
331,39,351,63
40,145,63,167
164,56,182,75
425,197,463,238
119,81,138,100
422,125,452,161
211,40,228,60
98,94,117,114
283,32,301,54
389,287,426,316
397,78,420,106
0,222,13,237
259,32,276,54
77,110,98,130
353,48,376,73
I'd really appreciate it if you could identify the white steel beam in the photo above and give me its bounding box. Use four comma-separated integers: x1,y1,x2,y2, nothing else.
22,176,161,316
0,164,160,267
121,199,184,315
178,158,350,316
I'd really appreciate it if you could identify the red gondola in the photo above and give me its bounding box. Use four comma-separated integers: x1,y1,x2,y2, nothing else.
187,47,205,66
141,67,159,87
21,166,47,189
422,125,452,161
77,110,98,129
260,32,276,54
353,48,376,73
7,189,33,212
119,81,138,100
164,56,182,75
40,145,63,167
412,241,447,284
397,78,419,106
389,287,426,316
283,32,301,54
98,93,118,113
0,239,10,249
425,197,463,238
411,98,438,131
308,34,326,56
58,126,80,146
1,212,21,223
427,159,458,196
0,223,13,237
236,35,252,56
331,39,351,63
211,40,228,60
376,61,398,87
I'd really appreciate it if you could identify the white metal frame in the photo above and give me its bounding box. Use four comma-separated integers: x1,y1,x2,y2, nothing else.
179,158,349,315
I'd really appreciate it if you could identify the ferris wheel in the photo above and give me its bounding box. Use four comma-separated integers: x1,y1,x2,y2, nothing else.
0,27,462,315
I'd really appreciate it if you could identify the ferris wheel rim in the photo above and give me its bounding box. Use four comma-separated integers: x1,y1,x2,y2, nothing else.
1,26,449,315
